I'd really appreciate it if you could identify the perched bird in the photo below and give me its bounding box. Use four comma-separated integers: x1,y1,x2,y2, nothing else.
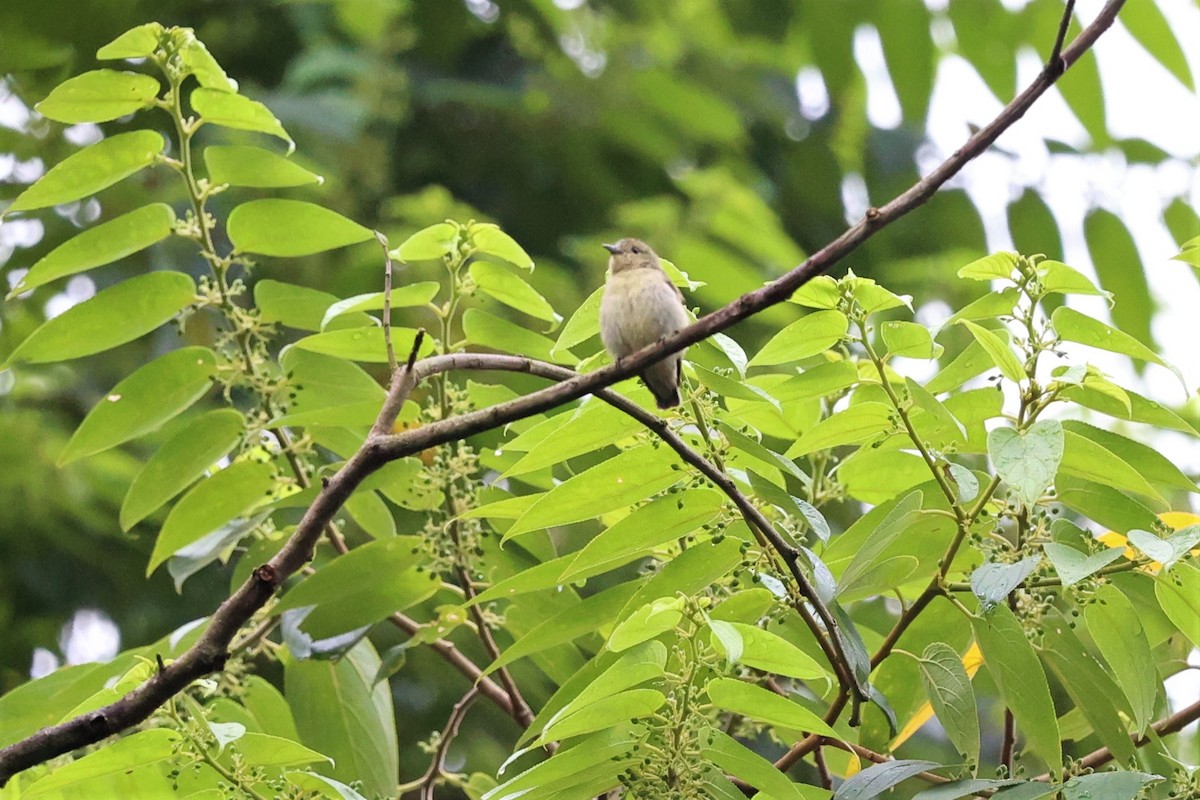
599,238,690,409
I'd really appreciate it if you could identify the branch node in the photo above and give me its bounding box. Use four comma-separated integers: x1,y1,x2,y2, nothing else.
252,563,279,587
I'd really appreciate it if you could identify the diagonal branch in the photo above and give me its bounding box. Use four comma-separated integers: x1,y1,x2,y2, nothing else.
0,0,1126,784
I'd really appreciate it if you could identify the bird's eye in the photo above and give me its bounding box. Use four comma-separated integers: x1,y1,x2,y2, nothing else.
630,246,641,254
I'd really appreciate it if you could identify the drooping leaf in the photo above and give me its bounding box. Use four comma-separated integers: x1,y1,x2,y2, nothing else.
59,347,216,464
285,640,398,798
917,642,980,765
703,730,817,800
832,759,942,800
956,320,1024,382
972,605,1061,774
1085,584,1158,732
192,87,292,147
705,678,838,738
3,271,195,368
1155,562,1200,648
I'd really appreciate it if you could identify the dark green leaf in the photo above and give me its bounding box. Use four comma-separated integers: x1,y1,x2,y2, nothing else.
285,640,397,798
1155,562,1200,648
1061,772,1162,800
972,605,1060,773
917,643,980,765
832,759,942,800
703,730,815,800
1085,584,1157,732
1084,210,1154,349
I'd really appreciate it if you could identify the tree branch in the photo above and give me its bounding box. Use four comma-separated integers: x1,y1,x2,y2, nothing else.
0,0,1126,783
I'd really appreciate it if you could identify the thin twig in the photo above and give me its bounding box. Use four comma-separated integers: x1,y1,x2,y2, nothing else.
372,329,426,438
813,745,832,791
821,738,951,786
377,231,399,374
417,687,480,800
0,1,1127,782
1047,0,1076,75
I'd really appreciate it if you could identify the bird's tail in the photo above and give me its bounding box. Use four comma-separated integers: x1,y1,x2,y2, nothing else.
643,357,681,409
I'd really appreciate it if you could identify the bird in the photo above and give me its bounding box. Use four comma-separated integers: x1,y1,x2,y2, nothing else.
599,238,690,409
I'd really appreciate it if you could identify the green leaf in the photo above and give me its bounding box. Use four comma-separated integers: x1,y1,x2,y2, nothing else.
607,596,684,652
947,464,979,503
1155,562,1200,649
537,689,664,746
463,307,570,363
5,130,165,214
192,87,292,147
470,261,557,321
287,772,371,800
833,760,942,800
770,361,859,403
693,364,780,407
3,271,195,368
1085,584,1157,732
501,400,644,478
1085,210,1154,350
541,642,666,733
276,538,437,638
1061,772,1163,800
180,37,236,91
556,490,724,584
1062,421,1197,496
956,320,1025,382
204,145,321,188
972,605,1061,774
912,780,1024,800
394,222,458,261
119,408,244,530
147,460,276,575
228,199,373,257
881,321,941,359
9,203,176,297
293,326,432,363
470,222,534,269
1059,383,1196,435
1055,475,1160,534
319,282,441,329
987,420,1063,507
36,69,161,123
749,310,848,367
1041,543,1123,587
1123,0,1193,88
926,339,992,394
703,730,816,800
1059,430,1161,501
59,347,215,465
970,557,1039,613
944,287,1021,326
554,286,603,356
957,252,1018,281
705,678,838,738
255,280,369,332
789,277,839,308
786,402,893,457
483,730,637,800
285,640,398,798
1036,260,1108,299
1040,611,1139,766
21,729,180,798
708,621,828,680
236,732,330,768
1052,306,1176,377
917,642,980,765
96,23,164,60
503,445,682,541
485,583,638,675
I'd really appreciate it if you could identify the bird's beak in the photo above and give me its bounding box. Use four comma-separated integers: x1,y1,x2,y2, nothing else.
602,242,621,254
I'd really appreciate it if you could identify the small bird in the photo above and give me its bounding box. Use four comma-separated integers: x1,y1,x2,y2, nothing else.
599,238,690,409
